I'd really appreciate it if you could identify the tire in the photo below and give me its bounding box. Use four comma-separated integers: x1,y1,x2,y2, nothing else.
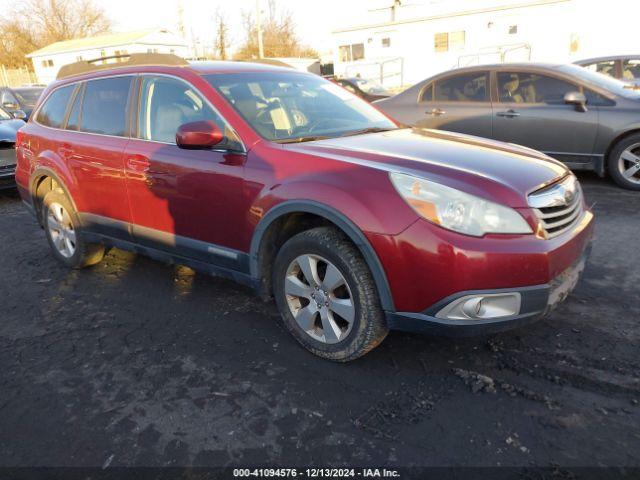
272,227,388,362
608,133,640,190
42,188,105,268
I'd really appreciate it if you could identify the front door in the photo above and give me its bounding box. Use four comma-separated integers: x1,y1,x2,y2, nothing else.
492,71,599,166
124,75,248,269
415,70,493,138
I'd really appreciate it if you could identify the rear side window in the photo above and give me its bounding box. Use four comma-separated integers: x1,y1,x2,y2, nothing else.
419,84,433,102
434,72,488,102
80,77,132,136
582,60,617,78
36,85,74,128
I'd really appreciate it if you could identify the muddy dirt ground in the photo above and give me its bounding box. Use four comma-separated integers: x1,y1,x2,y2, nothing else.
0,173,638,470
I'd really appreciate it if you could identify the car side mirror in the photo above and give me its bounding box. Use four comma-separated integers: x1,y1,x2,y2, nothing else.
176,121,224,150
564,91,587,112
11,110,26,120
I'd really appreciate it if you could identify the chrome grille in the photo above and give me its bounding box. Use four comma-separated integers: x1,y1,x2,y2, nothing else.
528,175,584,239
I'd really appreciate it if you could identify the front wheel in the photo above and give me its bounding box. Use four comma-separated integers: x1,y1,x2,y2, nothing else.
608,134,640,190
273,227,388,362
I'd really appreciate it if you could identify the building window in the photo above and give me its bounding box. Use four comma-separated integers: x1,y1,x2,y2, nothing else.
352,43,364,61
147,48,159,53
41,59,54,68
382,37,391,48
76,56,83,62
434,32,448,52
435,31,464,52
100,49,106,58
338,43,365,62
449,31,465,50
509,25,518,34
570,33,580,53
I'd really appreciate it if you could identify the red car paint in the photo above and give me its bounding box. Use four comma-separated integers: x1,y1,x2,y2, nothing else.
15,62,594,328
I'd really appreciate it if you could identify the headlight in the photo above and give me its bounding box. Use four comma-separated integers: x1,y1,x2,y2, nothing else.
389,172,533,237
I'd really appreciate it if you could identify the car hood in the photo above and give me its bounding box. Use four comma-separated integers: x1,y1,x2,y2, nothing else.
284,128,568,207
0,119,24,142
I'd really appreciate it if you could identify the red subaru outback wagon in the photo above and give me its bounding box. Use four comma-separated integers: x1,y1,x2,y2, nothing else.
16,54,594,361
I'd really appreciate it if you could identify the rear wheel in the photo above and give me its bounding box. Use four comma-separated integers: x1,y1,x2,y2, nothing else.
608,134,640,190
42,188,105,268
273,227,388,362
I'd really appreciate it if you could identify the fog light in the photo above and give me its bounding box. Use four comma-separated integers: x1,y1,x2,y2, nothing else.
436,292,521,320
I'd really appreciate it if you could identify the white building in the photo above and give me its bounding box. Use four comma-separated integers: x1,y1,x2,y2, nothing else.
27,28,191,84
332,0,640,88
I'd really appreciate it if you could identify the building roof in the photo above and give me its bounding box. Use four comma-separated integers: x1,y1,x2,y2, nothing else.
27,28,186,58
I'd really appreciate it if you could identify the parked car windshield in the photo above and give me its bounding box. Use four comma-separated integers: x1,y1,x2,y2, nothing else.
206,72,397,142
562,64,640,99
354,78,390,94
13,88,44,106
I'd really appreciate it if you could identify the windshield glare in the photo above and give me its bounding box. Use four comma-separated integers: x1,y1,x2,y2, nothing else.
206,72,396,142
0,108,10,120
562,64,640,99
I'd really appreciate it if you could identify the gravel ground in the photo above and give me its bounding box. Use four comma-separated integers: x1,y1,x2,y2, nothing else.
0,172,638,470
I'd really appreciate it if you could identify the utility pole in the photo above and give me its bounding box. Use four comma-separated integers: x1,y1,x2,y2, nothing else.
256,0,265,59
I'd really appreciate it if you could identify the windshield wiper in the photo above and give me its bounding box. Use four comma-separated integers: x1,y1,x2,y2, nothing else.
277,135,332,144
338,127,398,138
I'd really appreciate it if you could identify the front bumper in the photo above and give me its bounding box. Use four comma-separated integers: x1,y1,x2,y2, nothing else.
376,209,594,335
0,164,16,190
0,147,17,190
386,244,589,336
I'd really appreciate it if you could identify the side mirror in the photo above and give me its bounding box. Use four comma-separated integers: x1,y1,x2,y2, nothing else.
564,91,587,112
11,110,26,120
176,121,224,150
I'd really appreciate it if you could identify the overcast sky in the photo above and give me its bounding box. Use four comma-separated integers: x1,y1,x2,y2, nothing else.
93,0,373,54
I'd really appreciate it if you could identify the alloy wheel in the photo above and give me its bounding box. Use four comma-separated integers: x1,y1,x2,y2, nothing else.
618,143,640,184
284,254,355,344
47,202,77,258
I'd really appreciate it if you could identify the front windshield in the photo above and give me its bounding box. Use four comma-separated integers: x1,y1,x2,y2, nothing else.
0,108,10,120
205,72,397,142
355,78,389,94
13,88,43,105
561,64,640,99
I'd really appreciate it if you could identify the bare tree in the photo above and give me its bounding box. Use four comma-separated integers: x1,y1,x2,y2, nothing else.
0,0,111,68
214,9,230,60
234,0,318,60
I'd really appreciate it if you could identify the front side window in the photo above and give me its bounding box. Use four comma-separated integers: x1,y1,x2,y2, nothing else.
497,72,576,104
137,76,242,150
583,60,617,78
206,72,396,142
434,72,487,102
36,85,74,128
80,76,132,136
622,59,640,80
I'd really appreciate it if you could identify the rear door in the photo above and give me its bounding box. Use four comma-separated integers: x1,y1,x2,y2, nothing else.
61,75,134,238
414,70,493,138
492,69,599,166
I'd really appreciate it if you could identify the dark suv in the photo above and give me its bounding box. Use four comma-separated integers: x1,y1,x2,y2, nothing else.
16,55,594,361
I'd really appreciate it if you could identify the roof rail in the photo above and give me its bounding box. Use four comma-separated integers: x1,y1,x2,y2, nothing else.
56,53,188,80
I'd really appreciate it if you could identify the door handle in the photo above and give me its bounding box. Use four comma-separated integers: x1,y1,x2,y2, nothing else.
126,155,150,173
496,109,520,118
427,108,446,116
